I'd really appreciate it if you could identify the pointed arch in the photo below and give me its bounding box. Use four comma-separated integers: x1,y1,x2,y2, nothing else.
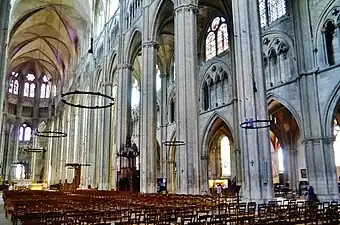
323,83,340,137
125,28,142,64
267,93,302,132
201,112,234,156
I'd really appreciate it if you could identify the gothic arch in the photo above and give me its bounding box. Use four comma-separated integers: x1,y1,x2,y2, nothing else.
125,28,142,64
314,2,339,67
323,83,340,137
108,52,118,81
314,0,337,41
200,62,233,110
150,0,173,41
267,93,302,132
201,112,234,156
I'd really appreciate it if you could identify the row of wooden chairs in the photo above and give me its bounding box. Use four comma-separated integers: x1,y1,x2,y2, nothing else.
3,190,340,225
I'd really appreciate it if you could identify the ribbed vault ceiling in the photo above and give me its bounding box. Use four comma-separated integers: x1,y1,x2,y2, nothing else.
8,0,91,83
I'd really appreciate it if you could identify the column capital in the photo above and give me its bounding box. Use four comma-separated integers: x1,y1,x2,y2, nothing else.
174,3,199,14
142,41,159,49
117,64,133,70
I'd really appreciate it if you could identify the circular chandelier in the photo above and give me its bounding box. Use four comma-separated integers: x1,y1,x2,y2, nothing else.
240,118,273,129
61,90,114,109
21,147,46,153
35,130,67,138
162,140,186,147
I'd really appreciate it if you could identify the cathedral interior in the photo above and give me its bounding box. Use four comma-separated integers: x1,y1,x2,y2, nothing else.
0,0,340,210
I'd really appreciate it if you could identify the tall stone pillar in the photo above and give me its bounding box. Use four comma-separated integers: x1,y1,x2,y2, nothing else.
292,0,338,200
287,149,298,191
115,63,132,161
174,1,200,194
100,82,115,190
139,40,157,193
159,73,168,179
0,0,10,138
232,0,273,201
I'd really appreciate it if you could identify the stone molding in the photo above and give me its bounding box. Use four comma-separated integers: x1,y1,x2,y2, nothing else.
174,4,199,15
117,64,133,70
142,40,159,49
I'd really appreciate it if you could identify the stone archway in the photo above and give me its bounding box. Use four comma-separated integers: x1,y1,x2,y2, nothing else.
332,103,340,184
268,99,303,196
202,116,234,194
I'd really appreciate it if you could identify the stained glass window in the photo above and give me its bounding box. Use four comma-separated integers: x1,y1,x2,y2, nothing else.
24,82,30,97
52,85,57,97
19,123,32,142
334,119,340,166
27,73,35,81
29,83,35,97
13,80,19,95
259,0,267,27
42,75,49,82
19,126,24,141
221,136,231,177
24,127,32,141
206,17,229,61
46,84,51,98
260,0,286,27
41,83,46,98
9,80,13,93
9,72,19,94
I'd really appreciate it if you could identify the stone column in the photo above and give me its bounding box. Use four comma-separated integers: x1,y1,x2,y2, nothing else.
287,149,298,191
139,40,157,193
200,153,209,194
174,1,200,194
0,0,10,138
99,82,115,190
115,64,132,154
291,0,338,201
232,0,273,201
159,74,168,179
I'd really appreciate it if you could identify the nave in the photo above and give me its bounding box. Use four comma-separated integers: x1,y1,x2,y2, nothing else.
2,190,340,225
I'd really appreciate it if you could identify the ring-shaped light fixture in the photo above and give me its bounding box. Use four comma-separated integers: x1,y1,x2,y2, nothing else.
61,90,114,109
240,119,273,129
162,141,186,147
23,148,46,153
35,130,67,138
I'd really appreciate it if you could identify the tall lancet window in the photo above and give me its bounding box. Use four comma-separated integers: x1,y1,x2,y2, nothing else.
41,75,51,98
334,119,340,166
19,123,32,142
221,136,231,177
259,0,287,27
9,72,19,94
325,21,336,65
24,73,36,97
206,17,229,61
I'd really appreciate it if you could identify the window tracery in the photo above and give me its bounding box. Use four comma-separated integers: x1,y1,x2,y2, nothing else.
19,123,32,142
9,72,19,94
24,73,36,97
206,17,229,61
41,75,52,98
259,0,286,27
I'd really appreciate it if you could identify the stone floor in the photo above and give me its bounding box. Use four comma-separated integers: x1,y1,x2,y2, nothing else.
0,204,12,225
